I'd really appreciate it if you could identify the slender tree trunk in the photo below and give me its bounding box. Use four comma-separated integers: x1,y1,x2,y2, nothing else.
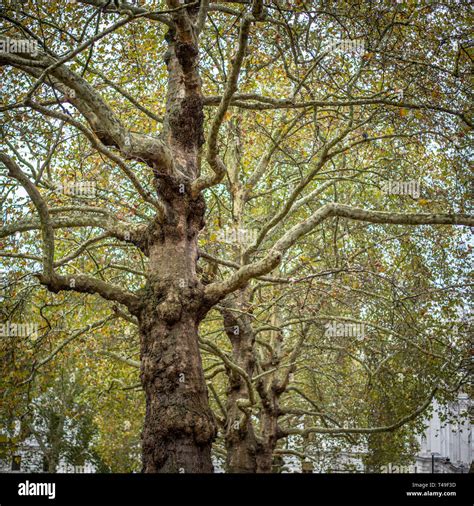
44,412,64,473
255,295,285,473
46,455,59,473
255,393,280,473
224,403,257,473
221,293,258,472
221,289,284,473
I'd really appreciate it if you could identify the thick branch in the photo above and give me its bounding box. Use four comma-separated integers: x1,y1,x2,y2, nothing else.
37,272,141,315
204,203,473,303
191,10,254,196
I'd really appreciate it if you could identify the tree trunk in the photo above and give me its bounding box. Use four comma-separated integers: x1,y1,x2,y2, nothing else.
221,289,284,473
255,398,280,473
221,293,258,473
136,13,217,473
139,305,215,472
46,455,59,473
44,412,64,473
255,299,284,473
225,421,257,473
138,192,216,472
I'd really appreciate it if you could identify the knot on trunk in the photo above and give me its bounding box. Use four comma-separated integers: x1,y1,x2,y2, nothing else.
157,293,183,324
146,405,216,446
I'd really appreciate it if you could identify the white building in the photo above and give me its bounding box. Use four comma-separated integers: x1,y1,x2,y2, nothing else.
414,392,472,473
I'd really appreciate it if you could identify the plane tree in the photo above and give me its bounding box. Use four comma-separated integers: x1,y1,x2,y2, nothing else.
0,0,472,472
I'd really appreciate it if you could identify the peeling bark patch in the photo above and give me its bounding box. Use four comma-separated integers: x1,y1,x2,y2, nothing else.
169,95,205,149
175,42,198,74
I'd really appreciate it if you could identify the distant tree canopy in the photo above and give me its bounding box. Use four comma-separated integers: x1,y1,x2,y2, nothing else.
0,0,472,473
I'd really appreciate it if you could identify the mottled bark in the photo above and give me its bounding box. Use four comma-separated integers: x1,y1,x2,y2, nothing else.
221,292,258,473
221,288,286,473
139,301,216,472
255,389,280,473
138,190,216,472
138,16,216,473
255,300,285,473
